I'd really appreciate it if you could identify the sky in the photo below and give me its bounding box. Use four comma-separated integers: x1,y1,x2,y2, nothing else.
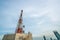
0,0,60,39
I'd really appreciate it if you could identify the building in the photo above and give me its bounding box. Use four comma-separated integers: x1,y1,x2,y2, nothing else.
53,31,60,40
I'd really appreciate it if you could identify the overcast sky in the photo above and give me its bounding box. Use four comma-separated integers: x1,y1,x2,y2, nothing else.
0,0,60,39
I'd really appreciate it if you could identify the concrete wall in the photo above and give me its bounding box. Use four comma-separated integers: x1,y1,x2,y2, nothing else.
2,34,15,40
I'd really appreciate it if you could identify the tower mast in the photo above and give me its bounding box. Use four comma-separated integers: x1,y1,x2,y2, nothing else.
16,10,24,33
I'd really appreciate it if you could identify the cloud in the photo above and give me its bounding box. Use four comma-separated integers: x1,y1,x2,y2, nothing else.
48,0,60,22
23,6,48,18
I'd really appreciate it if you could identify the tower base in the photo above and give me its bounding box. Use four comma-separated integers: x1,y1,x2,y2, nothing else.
2,32,32,40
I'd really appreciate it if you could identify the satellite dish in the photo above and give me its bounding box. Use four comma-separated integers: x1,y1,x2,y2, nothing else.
23,25,25,28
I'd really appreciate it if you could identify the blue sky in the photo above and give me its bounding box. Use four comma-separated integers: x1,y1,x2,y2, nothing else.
0,0,60,39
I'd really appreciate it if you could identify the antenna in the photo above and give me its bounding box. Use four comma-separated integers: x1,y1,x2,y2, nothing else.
16,10,24,33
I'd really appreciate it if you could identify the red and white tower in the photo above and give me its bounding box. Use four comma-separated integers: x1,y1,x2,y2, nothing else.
16,10,24,33
15,10,32,40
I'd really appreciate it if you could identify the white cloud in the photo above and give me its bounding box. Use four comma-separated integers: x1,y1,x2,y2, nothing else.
23,6,48,18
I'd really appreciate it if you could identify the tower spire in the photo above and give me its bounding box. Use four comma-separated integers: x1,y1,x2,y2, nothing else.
18,10,23,26
16,10,24,33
